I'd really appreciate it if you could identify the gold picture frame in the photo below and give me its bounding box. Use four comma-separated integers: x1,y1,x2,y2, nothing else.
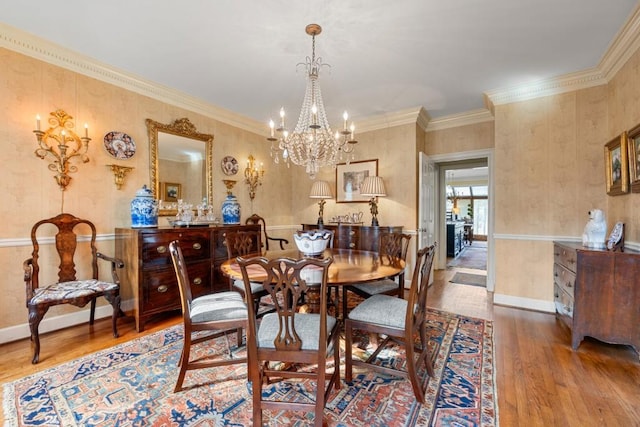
161,182,182,202
627,124,640,193
335,159,378,203
604,133,629,196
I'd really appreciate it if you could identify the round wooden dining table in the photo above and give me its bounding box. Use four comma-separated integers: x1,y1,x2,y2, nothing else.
220,248,405,315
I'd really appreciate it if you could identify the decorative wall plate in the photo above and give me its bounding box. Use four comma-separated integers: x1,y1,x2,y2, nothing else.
221,156,239,175
607,221,624,250
104,131,136,159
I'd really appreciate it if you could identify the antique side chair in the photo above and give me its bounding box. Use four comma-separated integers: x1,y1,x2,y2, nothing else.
345,243,437,403
23,213,124,364
238,255,340,427
169,240,248,392
245,214,289,250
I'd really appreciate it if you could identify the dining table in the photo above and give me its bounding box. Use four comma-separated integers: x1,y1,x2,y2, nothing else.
220,248,406,316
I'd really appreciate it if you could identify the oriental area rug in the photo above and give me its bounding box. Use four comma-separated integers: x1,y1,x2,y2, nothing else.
3,308,497,427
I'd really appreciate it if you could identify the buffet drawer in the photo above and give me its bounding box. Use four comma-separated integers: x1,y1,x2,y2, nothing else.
554,244,577,273
142,260,211,312
141,229,210,267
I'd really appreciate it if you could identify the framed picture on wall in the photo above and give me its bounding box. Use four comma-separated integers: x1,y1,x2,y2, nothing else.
335,159,378,203
604,133,629,196
161,182,182,202
627,124,640,193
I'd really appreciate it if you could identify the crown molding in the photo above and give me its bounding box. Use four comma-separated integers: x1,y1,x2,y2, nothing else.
426,108,494,132
485,3,640,108
355,106,429,133
0,23,265,136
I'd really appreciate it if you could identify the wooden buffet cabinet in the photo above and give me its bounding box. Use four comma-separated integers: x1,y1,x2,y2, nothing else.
553,241,640,357
301,223,403,251
116,224,259,331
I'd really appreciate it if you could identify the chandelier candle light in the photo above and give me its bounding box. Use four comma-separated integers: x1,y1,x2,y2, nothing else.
244,155,265,200
360,176,387,226
267,24,357,179
309,180,333,226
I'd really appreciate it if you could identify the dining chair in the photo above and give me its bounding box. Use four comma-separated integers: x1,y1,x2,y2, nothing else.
23,213,124,364
169,240,248,392
237,255,340,427
245,213,289,250
344,243,437,403
342,232,412,317
223,230,273,316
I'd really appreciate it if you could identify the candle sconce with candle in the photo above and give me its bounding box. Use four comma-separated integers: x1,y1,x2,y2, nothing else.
33,109,91,192
244,154,265,200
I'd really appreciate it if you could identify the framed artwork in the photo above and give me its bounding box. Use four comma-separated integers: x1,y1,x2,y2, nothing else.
604,133,629,196
335,159,378,203
627,124,640,192
161,182,182,202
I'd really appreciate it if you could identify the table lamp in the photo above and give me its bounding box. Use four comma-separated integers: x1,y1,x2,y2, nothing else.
360,176,386,226
309,180,333,226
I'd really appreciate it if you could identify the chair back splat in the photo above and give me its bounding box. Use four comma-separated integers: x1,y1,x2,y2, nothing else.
245,214,289,251
345,243,437,403
169,240,247,392
23,213,124,364
238,255,340,427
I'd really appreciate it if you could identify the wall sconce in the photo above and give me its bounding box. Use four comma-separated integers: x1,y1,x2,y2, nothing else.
309,180,333,226
244,155,264,200
33,109,90,191
106,164,134,190
360,176,387,226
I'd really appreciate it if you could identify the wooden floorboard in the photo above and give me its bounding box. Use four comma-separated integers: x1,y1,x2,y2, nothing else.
1,267,639,425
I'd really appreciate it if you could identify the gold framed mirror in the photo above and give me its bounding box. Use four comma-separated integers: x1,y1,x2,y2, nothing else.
146,118,213,216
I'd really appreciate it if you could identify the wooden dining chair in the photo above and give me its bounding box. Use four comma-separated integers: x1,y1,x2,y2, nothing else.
223,230,272,316
237,255,340,427
245,213,289,250
342,232,412,316
169,241,248,392
23,213,124,364
344,243,437,403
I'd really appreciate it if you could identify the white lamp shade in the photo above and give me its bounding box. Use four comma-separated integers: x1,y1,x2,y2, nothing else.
360,176,386,197
309,180,333,199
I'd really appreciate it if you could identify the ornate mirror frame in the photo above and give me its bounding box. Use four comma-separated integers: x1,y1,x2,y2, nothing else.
146,117,213,216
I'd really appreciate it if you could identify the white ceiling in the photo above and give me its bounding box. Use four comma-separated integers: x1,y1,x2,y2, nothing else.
1,1,638,125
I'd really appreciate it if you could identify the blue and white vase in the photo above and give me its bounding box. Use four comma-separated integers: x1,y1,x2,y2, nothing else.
221,193,241,224
131,185,158,228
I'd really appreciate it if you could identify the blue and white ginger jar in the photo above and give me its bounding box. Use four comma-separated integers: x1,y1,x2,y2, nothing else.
221,193,241,224
131,185,158,228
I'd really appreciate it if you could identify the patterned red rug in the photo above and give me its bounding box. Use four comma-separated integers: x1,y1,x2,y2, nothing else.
3,308,497,426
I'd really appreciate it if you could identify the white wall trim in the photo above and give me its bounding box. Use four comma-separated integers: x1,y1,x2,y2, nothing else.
493,294,555,313
1,233,116,248
426,109,494,132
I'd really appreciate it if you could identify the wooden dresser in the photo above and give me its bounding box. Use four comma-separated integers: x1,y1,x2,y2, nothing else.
301,223,403,251
553,241,640,357
116,224,259,331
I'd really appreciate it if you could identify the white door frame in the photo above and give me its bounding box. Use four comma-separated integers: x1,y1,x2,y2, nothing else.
427,148,495,292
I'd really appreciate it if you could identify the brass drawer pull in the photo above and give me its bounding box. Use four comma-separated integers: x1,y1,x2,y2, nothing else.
349,242,356,248
157,285,168,293
349,231,356,236
193,277,202,285
156,245,167,254
192,242,202,250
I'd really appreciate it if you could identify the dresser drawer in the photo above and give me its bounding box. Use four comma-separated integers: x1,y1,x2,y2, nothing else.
141,230,211,267
553,262,576,298
336,226,359,249
142,260,211,312
554,244,577,273
554,284,574,322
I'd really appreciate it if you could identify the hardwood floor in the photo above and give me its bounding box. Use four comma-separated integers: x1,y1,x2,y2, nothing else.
1,268,639,426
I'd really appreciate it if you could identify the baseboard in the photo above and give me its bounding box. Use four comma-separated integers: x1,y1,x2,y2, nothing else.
0,298,135,345
493,293,555,313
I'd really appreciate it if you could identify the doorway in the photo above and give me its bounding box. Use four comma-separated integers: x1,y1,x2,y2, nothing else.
426,149,494,292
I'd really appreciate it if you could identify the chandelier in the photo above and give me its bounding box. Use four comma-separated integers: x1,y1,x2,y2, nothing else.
267,24,357,179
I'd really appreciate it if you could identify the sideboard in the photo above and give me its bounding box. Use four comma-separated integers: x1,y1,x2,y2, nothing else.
116,224,260,331
301,223,403,251
553,241,640,358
